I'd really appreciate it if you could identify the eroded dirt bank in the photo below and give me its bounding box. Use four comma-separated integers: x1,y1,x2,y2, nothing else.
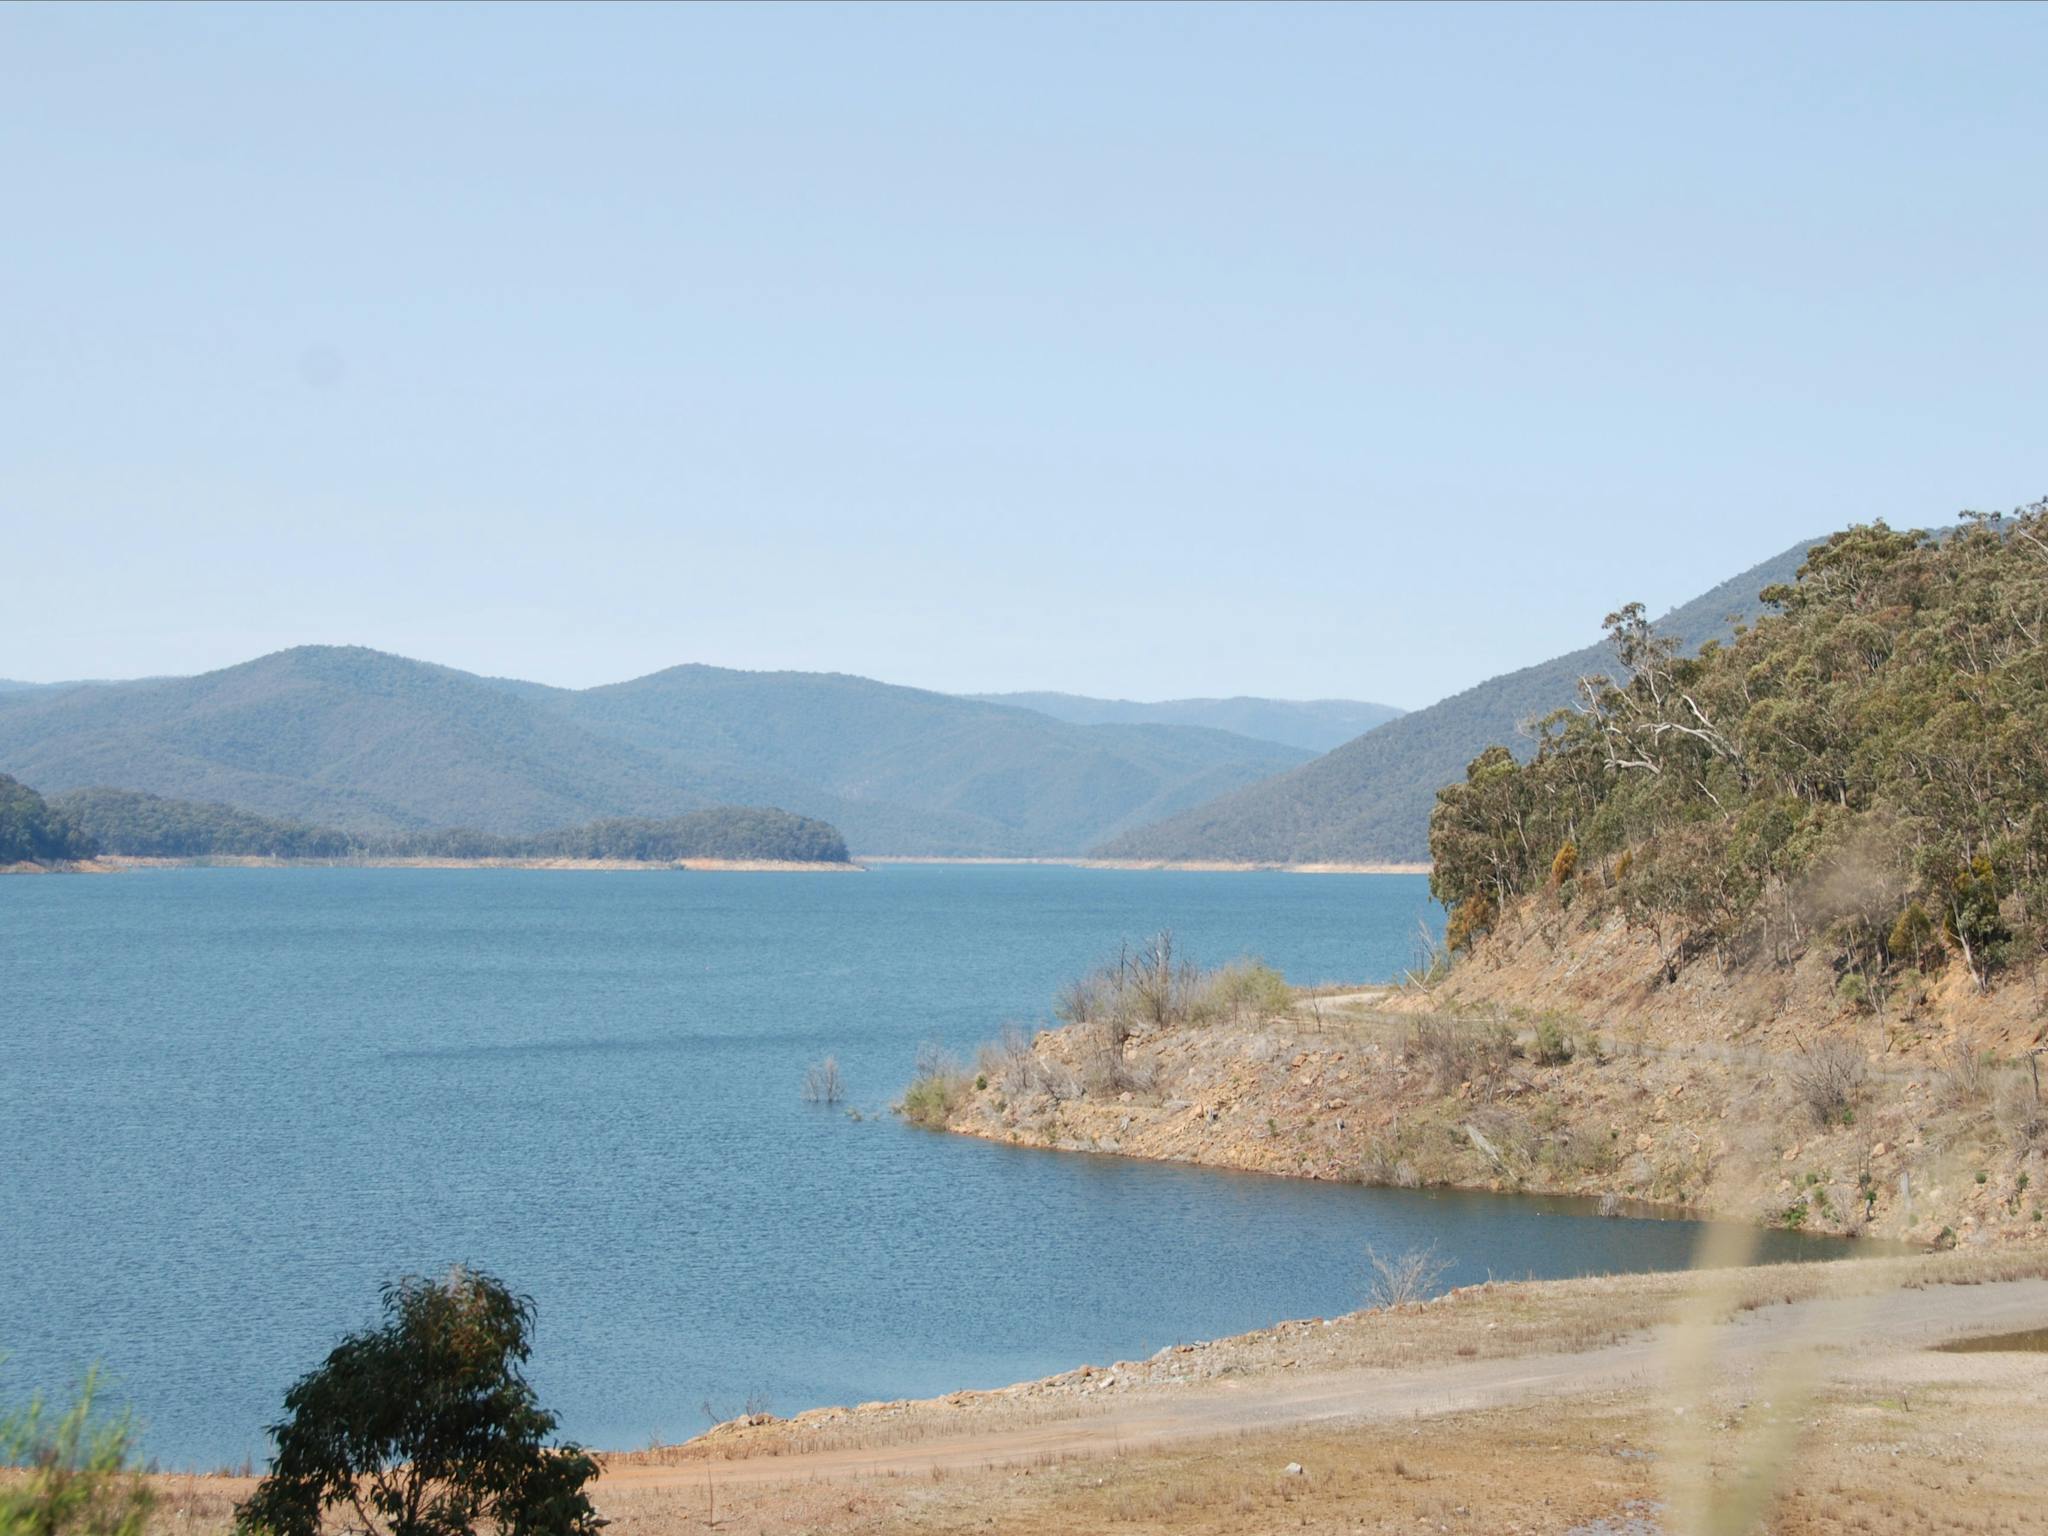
929,944,2048,1248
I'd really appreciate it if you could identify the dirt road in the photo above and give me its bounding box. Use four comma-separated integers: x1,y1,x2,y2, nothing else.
597,1275,2048,1491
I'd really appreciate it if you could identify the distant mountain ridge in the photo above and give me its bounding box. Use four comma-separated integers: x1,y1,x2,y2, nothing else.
1095,534,1826,865
0,650,1308,856
964,693,1404,754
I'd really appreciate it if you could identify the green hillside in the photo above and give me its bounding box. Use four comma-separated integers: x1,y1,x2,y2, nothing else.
0,651,1307,855
1431,510,2047,990
963,693,1404,754
1095,534,1822,864
0,774,94,864
52,786,356,858
46,784,851,863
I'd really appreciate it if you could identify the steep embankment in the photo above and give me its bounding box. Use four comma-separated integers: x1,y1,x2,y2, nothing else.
927,954,2046,1251
1095,532,1819,864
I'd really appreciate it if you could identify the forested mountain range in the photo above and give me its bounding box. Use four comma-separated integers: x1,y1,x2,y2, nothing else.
964,693,1404,754
1095,533,1824,864
0,650,1307,855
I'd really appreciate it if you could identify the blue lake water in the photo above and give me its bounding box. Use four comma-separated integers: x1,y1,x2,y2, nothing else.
2,864,1846,1467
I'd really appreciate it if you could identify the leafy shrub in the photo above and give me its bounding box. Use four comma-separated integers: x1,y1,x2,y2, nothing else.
1888,901,1938,970
1443,894,1495,954
235,1269,600,1536
1530,1013,1575,1067
1203,961,1293,1025
899,1075,964,1128
0,1367,151,1536
1943,856,2010,985
898,1043,970,1129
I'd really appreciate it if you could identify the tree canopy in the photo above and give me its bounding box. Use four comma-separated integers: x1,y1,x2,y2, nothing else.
1430,506,2048,991
236,1270,601,1536
31,787,851,865
0,774,95,865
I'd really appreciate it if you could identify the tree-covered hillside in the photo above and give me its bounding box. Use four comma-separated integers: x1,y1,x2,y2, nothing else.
1430,508,2048,992
1095,534,1820,864
964,693,1405,754
54,786,358,858
43,784,851,863
0,774,95,864
0,651,1306,855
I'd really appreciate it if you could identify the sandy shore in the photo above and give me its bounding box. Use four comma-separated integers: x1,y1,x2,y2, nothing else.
858,855,1431,874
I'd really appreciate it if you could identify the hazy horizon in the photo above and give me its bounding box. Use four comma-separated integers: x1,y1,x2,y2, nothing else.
7,3,2044,701
0,648,1409,710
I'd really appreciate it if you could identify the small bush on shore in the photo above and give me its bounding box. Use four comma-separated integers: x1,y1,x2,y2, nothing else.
899,1043,971,1129
1360,1242,1449,1310
1055,934,1293,1034
1205,961,1294,1026
900,1074,967,1128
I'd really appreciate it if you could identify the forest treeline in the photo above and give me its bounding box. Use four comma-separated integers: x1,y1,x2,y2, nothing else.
2,780,850,865
0,774,95,863
1430,506,2048,997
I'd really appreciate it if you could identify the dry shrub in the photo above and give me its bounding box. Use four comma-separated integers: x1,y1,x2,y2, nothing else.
1404,1015,1516,1098
1358,1132,1418,1188
1788,1038,1867,1126
982,1023,1045,1097
1079,1012,1155,1096
799,1055,843,1104
1360,1242,1449,1310
1056,932,1212,1031
1993,1066,2047,1153
1938,1036,1994,1107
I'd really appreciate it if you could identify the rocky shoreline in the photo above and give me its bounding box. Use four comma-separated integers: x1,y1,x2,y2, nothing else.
924,981,2047,1251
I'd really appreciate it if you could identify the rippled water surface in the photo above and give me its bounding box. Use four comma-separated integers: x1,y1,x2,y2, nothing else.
3,864,1847,1465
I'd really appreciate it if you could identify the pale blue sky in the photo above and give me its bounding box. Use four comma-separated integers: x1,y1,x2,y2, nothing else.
4,2,2043,705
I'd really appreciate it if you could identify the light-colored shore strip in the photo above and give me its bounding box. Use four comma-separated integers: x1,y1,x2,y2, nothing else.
856,855,1432,874
596,1271,2048,1488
